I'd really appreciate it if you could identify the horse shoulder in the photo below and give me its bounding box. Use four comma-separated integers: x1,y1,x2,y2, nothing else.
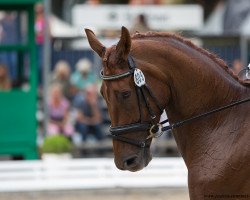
188,118,250,196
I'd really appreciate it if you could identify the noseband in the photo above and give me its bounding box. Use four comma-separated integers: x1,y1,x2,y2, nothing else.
100,55,164,148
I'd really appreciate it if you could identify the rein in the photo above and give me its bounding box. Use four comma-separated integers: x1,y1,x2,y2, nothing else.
101,55,250,148
160,96,250,131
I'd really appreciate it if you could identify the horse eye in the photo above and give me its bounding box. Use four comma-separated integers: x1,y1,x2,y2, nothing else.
121,91,131,99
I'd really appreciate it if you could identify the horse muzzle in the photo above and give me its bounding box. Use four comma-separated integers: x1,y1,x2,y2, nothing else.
114,150,152,172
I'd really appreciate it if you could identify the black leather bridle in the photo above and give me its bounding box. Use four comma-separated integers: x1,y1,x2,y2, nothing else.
100,55,165,148
101,55,250,148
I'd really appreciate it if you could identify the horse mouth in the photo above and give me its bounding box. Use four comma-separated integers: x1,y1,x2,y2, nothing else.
129,156,152,172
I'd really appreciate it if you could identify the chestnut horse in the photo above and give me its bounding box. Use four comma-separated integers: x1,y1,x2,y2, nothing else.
85,27,250,199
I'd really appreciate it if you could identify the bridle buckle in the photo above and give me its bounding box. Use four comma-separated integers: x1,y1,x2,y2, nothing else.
147,124,163,139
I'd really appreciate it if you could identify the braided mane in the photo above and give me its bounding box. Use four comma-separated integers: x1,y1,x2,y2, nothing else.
131,32,250,86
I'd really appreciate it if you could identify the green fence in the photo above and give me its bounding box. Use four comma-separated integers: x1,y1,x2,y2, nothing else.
0,0,39,159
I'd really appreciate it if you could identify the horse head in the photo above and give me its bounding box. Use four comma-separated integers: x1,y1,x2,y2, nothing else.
85,26,250,196
85,27,170,171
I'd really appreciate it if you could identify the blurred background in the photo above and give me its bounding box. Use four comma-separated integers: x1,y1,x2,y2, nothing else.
0,0,250,199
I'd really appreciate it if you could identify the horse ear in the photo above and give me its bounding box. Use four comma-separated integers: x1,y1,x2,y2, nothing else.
116,26,131,60
85,28,105,57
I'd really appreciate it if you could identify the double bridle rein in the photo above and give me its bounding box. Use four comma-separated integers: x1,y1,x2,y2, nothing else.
101,55,250,148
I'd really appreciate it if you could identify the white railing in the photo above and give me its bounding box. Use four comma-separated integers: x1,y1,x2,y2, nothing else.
0,157,187,192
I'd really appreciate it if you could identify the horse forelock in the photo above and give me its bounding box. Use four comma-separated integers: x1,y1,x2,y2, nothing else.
131,32,250,87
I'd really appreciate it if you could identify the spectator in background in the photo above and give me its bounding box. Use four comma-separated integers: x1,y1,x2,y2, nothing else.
48,83,74,138
35,3,48,86
223,0,250,35
75,84,103,142
0,63,11,90
51,60,72,100
130,14,150,34
232,59,243,74
70,58,96,91
70,58,96,107
0,12,19,81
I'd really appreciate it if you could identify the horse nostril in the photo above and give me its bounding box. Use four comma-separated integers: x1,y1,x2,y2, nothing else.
124,156,138,168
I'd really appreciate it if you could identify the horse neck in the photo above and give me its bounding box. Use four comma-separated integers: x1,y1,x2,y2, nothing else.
162,39,250,164
160,39,248,119
133,37,250,165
